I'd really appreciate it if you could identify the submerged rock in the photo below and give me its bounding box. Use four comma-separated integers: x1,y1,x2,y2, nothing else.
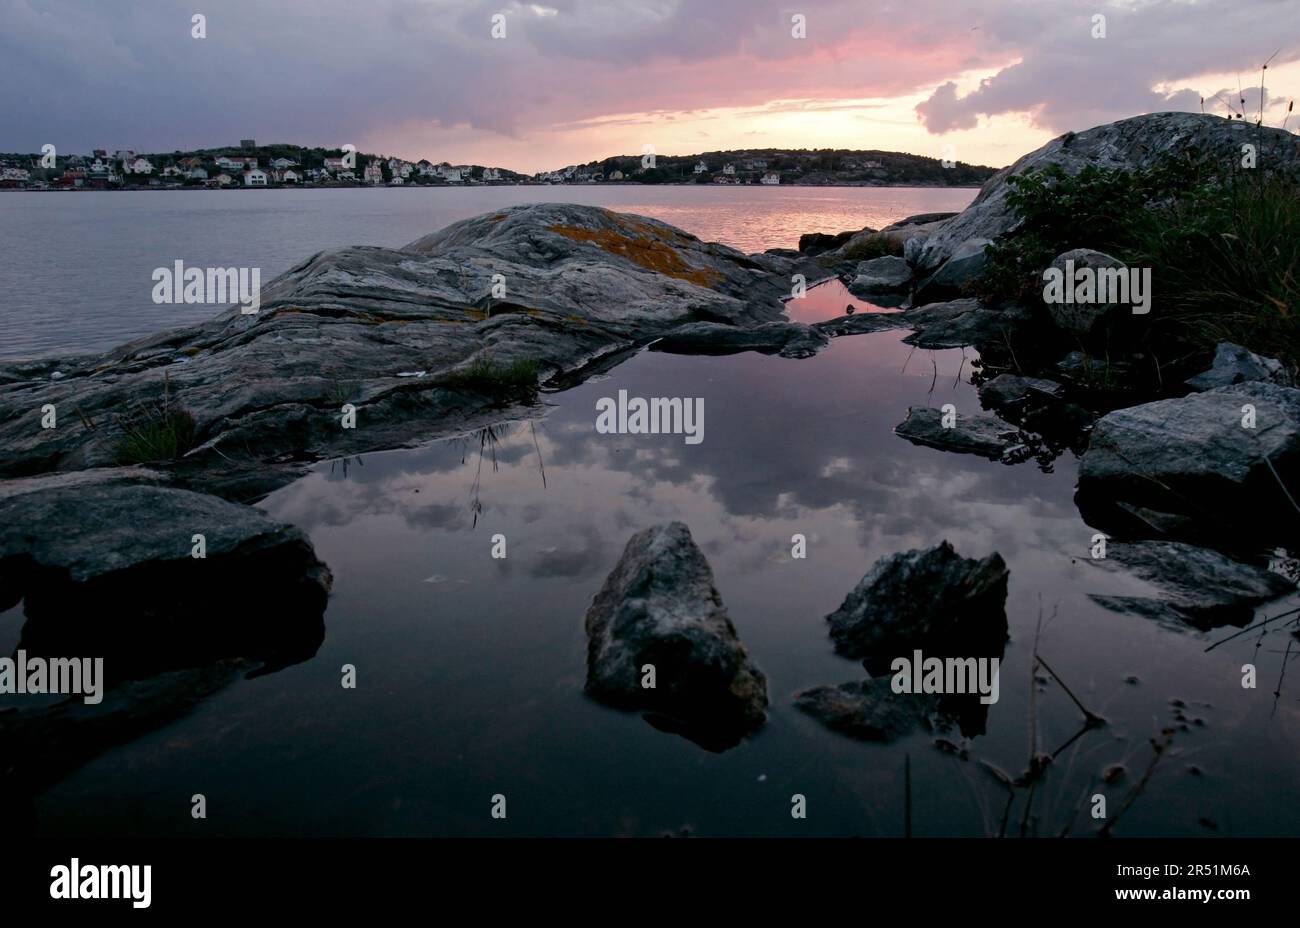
812,312,908,339
0,469,331,681
825,541,1009,659
1088,540,1294,630
978,374,1065,417
650,320,829,359
583,522,768,751
902,298,1030,349
1185,342,1290,392
1077,380,1300,538
895,406,1021,460
794,678,937,743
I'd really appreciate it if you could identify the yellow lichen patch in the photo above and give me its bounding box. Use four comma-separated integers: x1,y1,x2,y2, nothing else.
181,346,203,356
548,223,722,288
488,214,508,222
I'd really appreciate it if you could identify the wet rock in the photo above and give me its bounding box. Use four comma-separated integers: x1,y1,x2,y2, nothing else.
1054,350,1135,390
812,312,908,339
825,541,1009,659
799,227,872,256
978,374,1065,418
583,522,768,751
793,677,937,742
1076,381,1300,538
829,216,952,261
848,255,912,298
895,406,1021,460
1186,341,1290,392
902,298,1030,349
916,113,1300,276
0,469,331,681
0,204,809,490
913,237,991,302
650,320,829,359
1087,540,1294,630
1044,249,1129,335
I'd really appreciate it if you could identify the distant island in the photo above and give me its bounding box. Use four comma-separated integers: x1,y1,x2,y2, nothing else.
0,141,999,191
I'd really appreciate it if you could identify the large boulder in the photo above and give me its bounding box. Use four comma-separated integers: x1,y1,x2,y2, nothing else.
583,522,768,751
799,227,872,256
1186,342,1290,392
0,204,822,494
1077,380,1300,539
0,469,331,682
913,237,992,302
825,542,1009,660
1043,248,1129,335
915,113,1300,277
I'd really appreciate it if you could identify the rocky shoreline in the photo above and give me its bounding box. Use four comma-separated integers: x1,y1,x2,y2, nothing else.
3,112,1299,790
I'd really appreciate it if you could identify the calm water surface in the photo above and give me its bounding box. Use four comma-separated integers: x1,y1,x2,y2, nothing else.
5,189,1298,837
0,185,971,360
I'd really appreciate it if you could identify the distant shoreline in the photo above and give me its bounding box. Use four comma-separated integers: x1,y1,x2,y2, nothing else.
2,181,987,192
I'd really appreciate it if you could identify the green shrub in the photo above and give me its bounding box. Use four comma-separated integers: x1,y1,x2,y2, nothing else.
114,396,198,464
977,149,1300,368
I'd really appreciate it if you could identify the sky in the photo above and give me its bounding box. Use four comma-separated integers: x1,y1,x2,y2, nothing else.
2,0,1299,172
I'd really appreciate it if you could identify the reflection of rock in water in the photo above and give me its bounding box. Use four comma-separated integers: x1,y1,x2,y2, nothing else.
583,522,768,752
0,470,331,808
797,542,1009,743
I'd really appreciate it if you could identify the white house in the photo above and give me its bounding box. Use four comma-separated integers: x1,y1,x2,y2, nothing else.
274,169,299,183
214,173,233,186
188,167,208,180
417,161,439,177
608,170,624,181
161,165,185,177
217,156,257,172
1,167,30,181
125,157,154,174
760,171,780,185
482,167,501,181
722,163,735,175
243,168,268,186
363,160,384,184
442,167,464,183
388,176,404,186
270,157,298,170
693,161,708,174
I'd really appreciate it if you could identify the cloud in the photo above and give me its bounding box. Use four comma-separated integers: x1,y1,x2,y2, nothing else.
915,0,1300,134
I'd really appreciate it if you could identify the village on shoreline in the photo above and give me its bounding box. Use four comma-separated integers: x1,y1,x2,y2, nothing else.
0,139,997,191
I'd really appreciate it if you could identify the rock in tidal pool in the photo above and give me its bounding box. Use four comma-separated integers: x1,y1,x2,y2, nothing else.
583,522,768,751
1087,540,1295,630
650,320,829,359
1076,380,1300,541
826,542,1009,660
902,298,1031,350
894,405,1021,460
793,678,937,743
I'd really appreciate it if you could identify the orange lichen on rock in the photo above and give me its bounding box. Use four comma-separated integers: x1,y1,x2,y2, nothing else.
548,222,722,288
